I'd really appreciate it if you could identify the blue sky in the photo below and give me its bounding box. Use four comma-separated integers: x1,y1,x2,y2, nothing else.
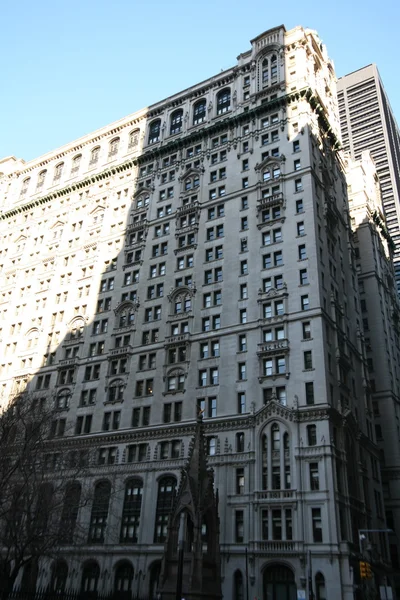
1,0,399,162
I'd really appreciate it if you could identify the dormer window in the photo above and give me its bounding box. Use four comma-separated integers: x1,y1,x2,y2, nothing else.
20,177,30,197
108,138,120,159
90,146,100,166
128,129,140,149
216,88,231,115
71,154,82,175
53,163,64,182
170,110,183,135
36,170,47,191
193,99,206,125
148,120,161,145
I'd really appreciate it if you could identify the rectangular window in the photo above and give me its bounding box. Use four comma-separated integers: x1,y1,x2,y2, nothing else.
236,468,245,495
312,508,323,542
298,244,307,260
302,321,311,339
304,351,313,370
238,392,246,414
274,251,283,266
310,463,319,490
300,269,308,285
301,295,309,311
238,362,246,380
297,221,305,236
305,382,314,405
235,510,244,542
295,179,303,192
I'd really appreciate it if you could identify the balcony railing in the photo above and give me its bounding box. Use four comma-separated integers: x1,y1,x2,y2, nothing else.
254,540,302,554
257,339,289,355
257,191,284,211
176,201,200,217
254,489,295,501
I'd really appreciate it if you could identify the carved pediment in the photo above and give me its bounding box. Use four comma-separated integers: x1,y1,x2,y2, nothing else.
254,399,295,426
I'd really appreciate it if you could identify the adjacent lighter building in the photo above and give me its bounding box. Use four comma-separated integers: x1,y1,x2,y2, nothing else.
0,25,393,599
346,150,400,597
337,65,400,294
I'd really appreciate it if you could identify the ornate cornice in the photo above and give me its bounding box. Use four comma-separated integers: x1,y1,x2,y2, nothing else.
1,87,339,221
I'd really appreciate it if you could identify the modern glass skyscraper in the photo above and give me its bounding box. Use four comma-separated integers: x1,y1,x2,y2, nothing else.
338,65,400,293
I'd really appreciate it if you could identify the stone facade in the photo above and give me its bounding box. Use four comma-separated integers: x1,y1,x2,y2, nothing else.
346,150,400,597
0,25,393,600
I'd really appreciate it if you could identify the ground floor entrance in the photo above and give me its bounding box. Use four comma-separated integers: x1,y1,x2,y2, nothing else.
264,564,297,600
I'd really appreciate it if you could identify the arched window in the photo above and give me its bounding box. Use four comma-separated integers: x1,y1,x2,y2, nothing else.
26,329,39,350
120,478,143,543
114,561,134,593
262,434,268,489
59,482,81,544
81,560,100,593
88,481,111,543
128,129,140,149
108,379,125,403
264,564,295,598
20,177,30,197
50,560,68,593
234,570,244,600
69,318,85,339
262,58,269,84
261,424,291,491
236,432,245,453
148,119,161,144
90,146,100,166
261,54,278,88
193,99,206,125
53,162,64,182
36,483,53,534
108,137,120,158
216,88,231,115
71,154,82,175
271,54,278,78
154,477,176,542
56,388,71,410
170,109,183,135
315,572,326,600
21,561,39,593
271,423,280,451
148,561,161,599
36,169,47,190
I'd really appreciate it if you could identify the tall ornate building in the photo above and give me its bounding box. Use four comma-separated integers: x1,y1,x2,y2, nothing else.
0,25,393,600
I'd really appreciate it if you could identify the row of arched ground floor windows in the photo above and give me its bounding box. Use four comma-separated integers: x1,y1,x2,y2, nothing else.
233,565,326,600
42,561,327,599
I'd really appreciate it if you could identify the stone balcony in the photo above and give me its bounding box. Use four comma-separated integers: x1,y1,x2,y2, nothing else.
253,540,303,554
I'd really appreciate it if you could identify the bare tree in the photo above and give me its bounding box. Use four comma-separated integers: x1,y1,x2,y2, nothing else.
0,393,90,598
